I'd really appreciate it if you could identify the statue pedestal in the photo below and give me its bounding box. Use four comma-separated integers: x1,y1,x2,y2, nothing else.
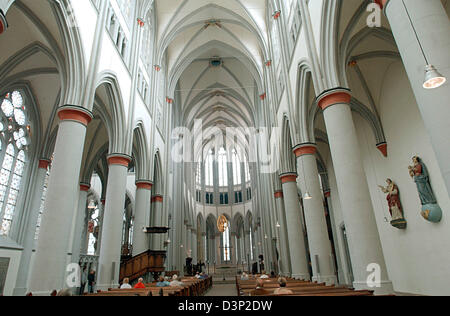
421,204,442,223
391,219,407,230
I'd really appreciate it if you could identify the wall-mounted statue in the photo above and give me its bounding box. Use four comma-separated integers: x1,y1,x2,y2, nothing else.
408,156,442,223
379,179,407,229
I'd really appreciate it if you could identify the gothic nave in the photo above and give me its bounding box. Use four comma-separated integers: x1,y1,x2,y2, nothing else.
0,0,449,297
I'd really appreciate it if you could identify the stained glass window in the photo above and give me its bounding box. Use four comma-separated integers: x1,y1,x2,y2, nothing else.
0,90,30,237
35,168,50,241
223,222,231,262
232,149,241,185
205,150,214,186
218,147,228,187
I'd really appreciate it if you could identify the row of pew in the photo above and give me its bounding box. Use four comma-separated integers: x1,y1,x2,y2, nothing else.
236,277,375,297
87,276,213,297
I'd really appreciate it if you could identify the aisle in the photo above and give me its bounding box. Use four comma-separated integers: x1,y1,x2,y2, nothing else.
204,283,237,296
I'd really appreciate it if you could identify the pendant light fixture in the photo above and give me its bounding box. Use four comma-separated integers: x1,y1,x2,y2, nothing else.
401,0,446,89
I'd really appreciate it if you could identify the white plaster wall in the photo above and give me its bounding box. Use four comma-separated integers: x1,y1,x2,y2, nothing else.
71,0,97,69
353,62,450,295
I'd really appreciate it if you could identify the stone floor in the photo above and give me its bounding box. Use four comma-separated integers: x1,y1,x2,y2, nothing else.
204,283,237,296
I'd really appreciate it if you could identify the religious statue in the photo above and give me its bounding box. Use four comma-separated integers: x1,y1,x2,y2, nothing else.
378,179,407,229
408,156,442,223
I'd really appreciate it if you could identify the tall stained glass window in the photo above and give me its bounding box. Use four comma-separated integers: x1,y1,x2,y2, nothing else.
232,149,241,185
218,147,228,187
0,90,30,237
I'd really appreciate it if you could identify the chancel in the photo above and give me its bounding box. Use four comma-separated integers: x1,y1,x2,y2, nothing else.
0,0,449,297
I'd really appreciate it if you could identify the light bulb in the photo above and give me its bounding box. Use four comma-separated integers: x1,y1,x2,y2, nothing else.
423,65,446,89
304,192,313,200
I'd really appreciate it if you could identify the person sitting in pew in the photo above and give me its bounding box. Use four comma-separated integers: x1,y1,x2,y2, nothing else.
120,278,132,289
199,272,208,280
169,275,185,287
252,278,269,296
134,278,146,289
260,271,269,279
241,272,249,281
157,276,170,287
273,278,294,295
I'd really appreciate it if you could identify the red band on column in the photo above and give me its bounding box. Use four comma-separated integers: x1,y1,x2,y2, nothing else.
38,159,51,170
151,195,164,203
274,191,284,199
280,173,297,184
57,106,93,126
317,89,352,111
293,144,317,157
136,180,153,190
0,10,7,34
324,191,331,198
80,184,91,192
376,143,388,157
373,0,388,9
101,199,106,205
107,154,132,167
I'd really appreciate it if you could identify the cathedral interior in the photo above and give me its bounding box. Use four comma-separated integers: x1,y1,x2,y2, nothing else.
0,0,449,297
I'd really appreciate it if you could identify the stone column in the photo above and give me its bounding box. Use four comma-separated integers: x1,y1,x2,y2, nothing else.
274,191,292,276
151,195,164,250
13,159,51,296
193,229,198,263
236,236,241,264
244,231,251,268
97,154,131,291
28,105,93,295
70,183,90,264
132,180,153,256
317,88,393,294
215,233,221,264
379,0,450,195
294,144,336,285
230,232,237,264
280,173,310,280
186,227,192,259
324,190,344,284
201,232,207,262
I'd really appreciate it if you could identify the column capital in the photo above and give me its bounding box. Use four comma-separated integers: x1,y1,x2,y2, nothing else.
293,143,317,157
38,158,52,170
136,180,153,190
80,183,91,192
317,88,352,111
57,105,93,127
280,172,298,184
151,195,164,203
0,10,8,34
107,153,132,167
274,191,284,199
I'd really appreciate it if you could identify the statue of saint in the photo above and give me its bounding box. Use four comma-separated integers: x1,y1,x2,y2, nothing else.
379,179,407,229
408,156,442,223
